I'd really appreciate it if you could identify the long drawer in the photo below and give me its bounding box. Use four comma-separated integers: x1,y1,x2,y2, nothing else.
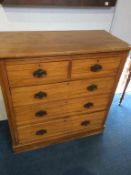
11,77,115,107
14,94,110,125
72,56,121,79
6,61,69,87
17,111,106,143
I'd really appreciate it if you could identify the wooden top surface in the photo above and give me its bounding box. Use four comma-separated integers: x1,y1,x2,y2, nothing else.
0,30,130,59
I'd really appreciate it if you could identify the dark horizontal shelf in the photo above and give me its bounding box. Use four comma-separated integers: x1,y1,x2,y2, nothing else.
1,0,117,7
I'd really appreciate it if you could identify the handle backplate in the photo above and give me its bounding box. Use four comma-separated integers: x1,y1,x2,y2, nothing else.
36,129,47,135
33,69,47,78
81,120,90,126
87,84,98,91
84,102,94,109
34,91,47,99
35,110,47,117
90,64,102,72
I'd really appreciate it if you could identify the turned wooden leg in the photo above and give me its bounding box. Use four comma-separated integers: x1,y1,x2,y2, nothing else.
119,71,131,105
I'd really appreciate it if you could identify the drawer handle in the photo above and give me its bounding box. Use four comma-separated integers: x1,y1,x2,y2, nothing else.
34,91,47,99
84,102,94,109
35,110,47,117
81,120,90,126
87,84,98,91
36,129,47,136
90,64,102,72
33,69,47,78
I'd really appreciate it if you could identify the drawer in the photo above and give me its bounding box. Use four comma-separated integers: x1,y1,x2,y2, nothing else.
6,61,69,87
17,111,106,143
11,76,114,107
11,82,69,107
72,57,121,79
14,94,110,125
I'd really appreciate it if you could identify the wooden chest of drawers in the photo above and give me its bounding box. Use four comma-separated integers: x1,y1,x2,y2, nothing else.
0,30,130,153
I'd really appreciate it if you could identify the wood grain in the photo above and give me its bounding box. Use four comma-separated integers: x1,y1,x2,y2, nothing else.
0,60,18,144
11,76,114,107
13,128,103,153
6,61,69,87
68,76,115,98
72,56,122,79
17,110,106,143
11,82,69,107
14,94,111,126
15,94,110,124
0,31,129,59
0,30,130,153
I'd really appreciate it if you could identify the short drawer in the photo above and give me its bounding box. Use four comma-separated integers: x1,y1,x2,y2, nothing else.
14,94,110,125
6,61,69,87
17,111,106,143
72,57,121,79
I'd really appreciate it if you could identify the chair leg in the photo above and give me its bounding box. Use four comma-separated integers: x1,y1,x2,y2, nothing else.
118,72,131,106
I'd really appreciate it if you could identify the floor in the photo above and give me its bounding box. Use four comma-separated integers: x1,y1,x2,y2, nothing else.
0,93,131,175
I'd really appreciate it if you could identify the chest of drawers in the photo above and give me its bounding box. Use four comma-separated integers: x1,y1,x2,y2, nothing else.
0,30,130,153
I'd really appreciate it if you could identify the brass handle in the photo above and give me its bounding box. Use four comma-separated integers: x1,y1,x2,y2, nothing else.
81,120,90,126
90,64,102,72
35,110,47,117
84,102,94,109
33,69,47,78
36,129,47,136
87,84,98,91
34,91,47,99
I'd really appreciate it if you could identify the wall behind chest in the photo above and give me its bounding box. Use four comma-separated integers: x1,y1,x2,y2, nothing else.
0,5,114,120
0,5,114,31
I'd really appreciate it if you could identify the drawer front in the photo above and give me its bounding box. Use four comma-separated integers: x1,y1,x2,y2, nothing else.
17,111,106,143
11,82,69,107
6,61,69,87
15,94,110,125
72,57,121,79
11,76,114,107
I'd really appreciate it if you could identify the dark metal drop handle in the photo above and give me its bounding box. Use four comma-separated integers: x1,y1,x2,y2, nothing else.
34,91,47,99
87,84,98,91
35,110,47,117
84,102,94,109
90,64,102,72
36,129,47,136
81,120,90,126
33,69,47,78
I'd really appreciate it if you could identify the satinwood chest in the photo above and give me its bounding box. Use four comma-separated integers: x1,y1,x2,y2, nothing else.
0,30,130,153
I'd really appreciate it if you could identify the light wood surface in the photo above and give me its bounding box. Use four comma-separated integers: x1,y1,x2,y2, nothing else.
11,82,69,106
14,94,110,126
0,30,129,59
17,111,106,143
72,56,121,79
11,76,115,107
0,30,130,153
6,61,69,87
